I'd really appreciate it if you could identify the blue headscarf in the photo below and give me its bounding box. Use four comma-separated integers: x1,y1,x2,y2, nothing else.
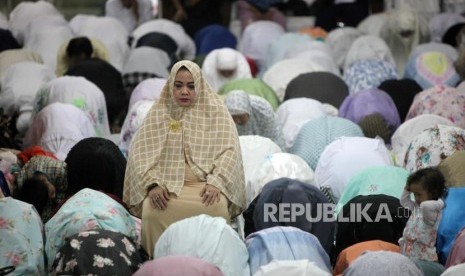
404,51,460,90
246,226,331,275
291,116,364,170
194,25,237,56
437,187,465,264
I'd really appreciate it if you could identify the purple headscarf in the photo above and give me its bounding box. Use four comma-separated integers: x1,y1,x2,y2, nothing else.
339,88,401,131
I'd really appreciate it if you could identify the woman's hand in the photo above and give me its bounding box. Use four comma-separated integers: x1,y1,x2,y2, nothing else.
148,185,170,210
200,184,221,206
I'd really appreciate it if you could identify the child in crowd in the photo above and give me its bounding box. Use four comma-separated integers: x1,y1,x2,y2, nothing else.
399,167,446,261
16,171,56,215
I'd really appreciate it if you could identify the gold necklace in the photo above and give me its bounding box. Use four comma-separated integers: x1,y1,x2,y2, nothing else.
169,120,182,132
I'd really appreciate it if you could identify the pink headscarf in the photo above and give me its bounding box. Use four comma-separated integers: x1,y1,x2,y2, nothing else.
406,86,465,128
133,256,223,276
445,227,465,268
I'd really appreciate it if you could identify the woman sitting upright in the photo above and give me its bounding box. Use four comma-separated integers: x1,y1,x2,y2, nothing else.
124,60,246,256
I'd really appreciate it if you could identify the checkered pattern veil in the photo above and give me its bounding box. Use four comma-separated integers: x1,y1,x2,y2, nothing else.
124,60,246,218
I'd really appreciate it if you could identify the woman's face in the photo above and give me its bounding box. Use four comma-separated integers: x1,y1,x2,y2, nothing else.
410,182,432,205
173,69,196,107
232,114,249,125
218,69,235,78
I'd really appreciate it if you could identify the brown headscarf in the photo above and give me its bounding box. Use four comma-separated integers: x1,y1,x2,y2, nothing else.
438,151,465,187
124,60,245,217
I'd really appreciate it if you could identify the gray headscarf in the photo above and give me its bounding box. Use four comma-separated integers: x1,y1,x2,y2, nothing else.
343,251,422,276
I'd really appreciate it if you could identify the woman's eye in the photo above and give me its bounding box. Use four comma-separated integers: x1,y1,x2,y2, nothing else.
188,85,195,90
175,84,182,89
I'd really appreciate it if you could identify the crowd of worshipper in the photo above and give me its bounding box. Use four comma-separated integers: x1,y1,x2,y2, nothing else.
3,0,465,275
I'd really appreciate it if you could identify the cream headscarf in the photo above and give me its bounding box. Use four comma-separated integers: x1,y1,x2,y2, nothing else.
380,8,421,75
124,60,246,217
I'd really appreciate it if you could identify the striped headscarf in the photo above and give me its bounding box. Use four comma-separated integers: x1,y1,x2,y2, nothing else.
124,60,245,217
246,226,331,275
224,90,284,148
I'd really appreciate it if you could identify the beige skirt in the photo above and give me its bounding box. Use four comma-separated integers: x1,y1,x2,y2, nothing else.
141,164,230,257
